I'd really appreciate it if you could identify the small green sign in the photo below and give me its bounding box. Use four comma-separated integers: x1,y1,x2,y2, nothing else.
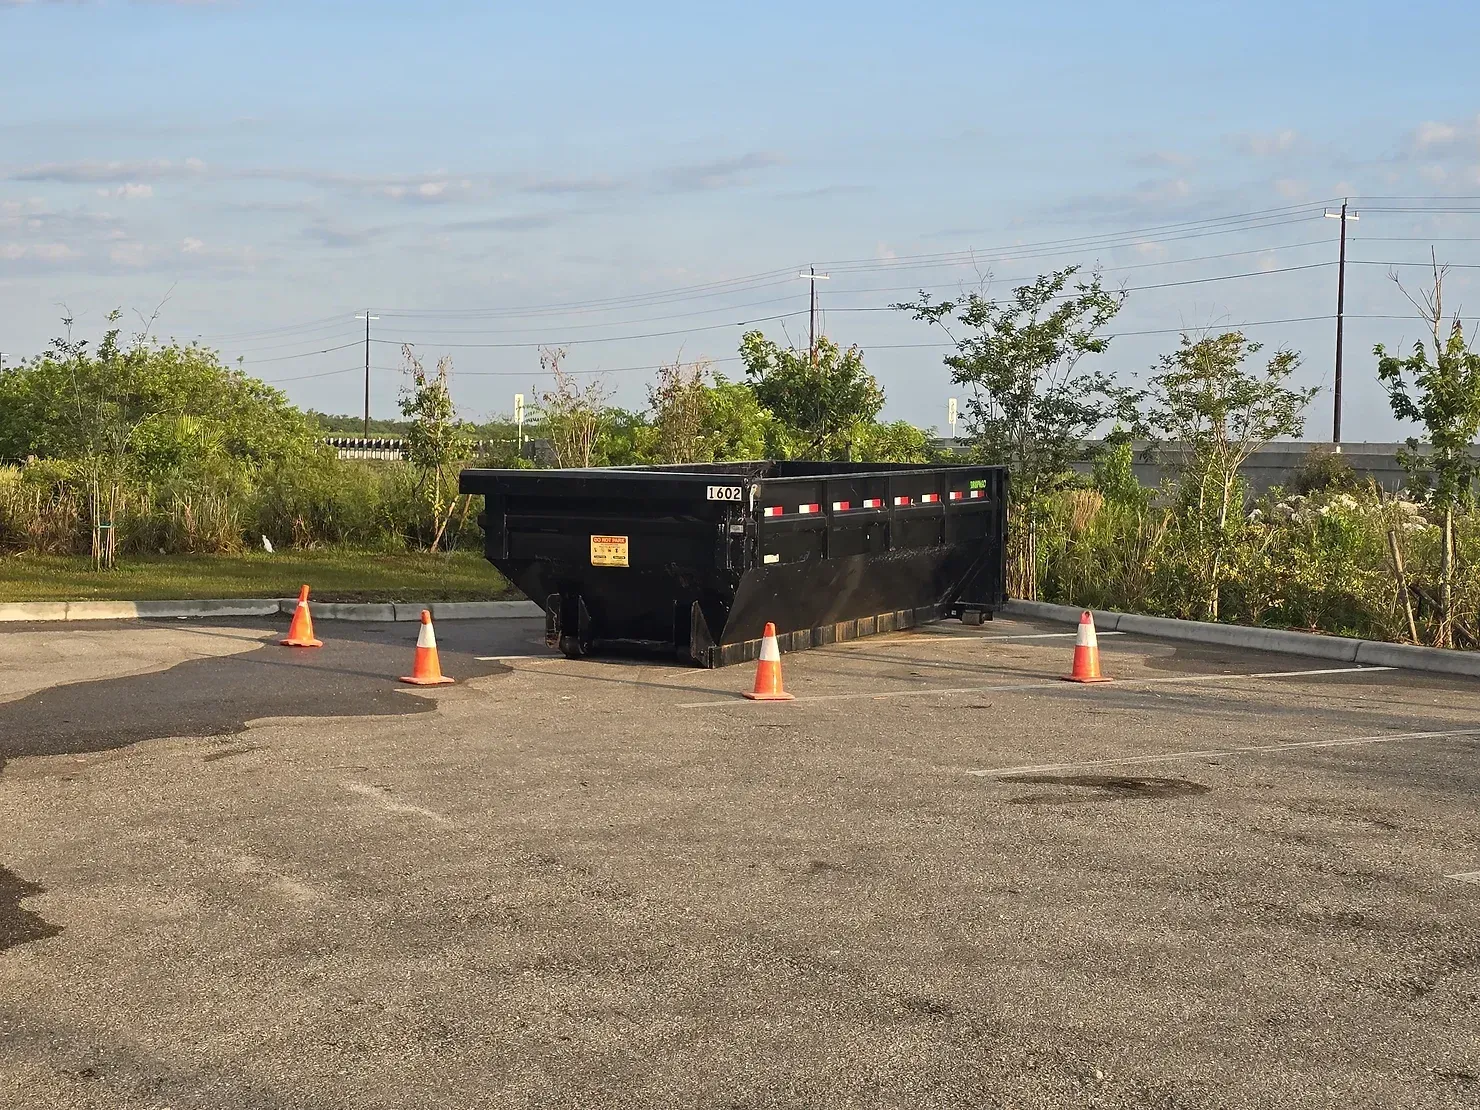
969,479,986,490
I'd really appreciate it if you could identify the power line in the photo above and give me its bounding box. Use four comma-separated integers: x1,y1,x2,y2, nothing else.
813,201,1337,270
1348,258,1480,269
238,341,361,364
359,264,1342,353
256,311,1451,389
377,268,802,319
322,238,1334,341
221,326,361,355
261,365,363,383
373,204,1336,321
188,314,352,343
371,311,808,350
194,207,1346,342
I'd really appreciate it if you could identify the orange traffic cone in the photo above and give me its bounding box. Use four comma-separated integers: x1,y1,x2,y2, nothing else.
401,610,455,686
281,584,323,648
743,622,794,701
1062,610,1112,684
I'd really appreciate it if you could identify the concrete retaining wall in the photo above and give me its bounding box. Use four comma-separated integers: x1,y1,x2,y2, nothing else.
1004,599,1480,678
0,599,544,624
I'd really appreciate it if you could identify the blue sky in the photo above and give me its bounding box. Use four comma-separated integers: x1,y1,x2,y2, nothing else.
5,0,1480,439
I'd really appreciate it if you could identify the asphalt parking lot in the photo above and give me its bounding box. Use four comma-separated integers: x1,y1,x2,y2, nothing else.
1,613,1477,1109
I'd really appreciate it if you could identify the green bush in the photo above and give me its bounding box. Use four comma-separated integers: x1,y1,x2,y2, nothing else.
1037,477,1476,647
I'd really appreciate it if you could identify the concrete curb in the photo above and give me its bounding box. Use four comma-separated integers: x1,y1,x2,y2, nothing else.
1002,599,1480,678
0,598,544,624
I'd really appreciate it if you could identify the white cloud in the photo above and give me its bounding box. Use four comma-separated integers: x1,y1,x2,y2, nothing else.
1130,150,1195,170
14,158,207,183
1414,120,1460,150
95,183,153,199
108,241,159,267
663,151,785,191
1144,178,1191,201
0,242,79,261
181,236,204,253
1231,129,1300,158
378,179,471,202
1404,114,1480,159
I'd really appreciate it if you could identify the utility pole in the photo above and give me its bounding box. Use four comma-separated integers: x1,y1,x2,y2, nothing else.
1324,201,1358,448
809,265,817,366
797,268,832,454
798,266,831,366
355,310,379,437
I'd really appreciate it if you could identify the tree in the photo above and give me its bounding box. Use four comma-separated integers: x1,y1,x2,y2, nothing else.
535,346,609,468
738,331,883,459
853,420,936,463
895,267,1136,597
398,344,471,551
1145,331,1313,621
643,355,777,464
703,376,773,461
0,306,322,567
647,356,713,464
1375,259,1480,647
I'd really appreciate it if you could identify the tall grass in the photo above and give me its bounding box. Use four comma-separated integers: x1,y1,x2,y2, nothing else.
1037,478,1480,648
0,457,484,558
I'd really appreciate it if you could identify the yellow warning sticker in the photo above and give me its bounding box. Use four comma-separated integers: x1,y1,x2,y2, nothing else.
590,534,629,567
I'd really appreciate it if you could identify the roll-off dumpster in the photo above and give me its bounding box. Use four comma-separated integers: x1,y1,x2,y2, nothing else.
459,461,1008,667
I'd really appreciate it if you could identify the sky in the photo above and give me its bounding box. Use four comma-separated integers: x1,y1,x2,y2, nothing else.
5,0,1480,441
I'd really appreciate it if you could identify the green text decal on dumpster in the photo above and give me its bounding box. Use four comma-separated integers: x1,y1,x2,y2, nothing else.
590,535,629,567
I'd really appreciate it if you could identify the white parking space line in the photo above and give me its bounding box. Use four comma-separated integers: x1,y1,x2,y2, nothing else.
675,664,1394,709
969,727,1480,778
1447,871,1480,884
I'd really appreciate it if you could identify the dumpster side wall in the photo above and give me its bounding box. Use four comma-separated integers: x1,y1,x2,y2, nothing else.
460,462,1009,666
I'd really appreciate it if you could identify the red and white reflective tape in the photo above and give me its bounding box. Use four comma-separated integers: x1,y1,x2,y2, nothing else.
921,492,940,503
797,503,820,514
969,489,983,499
949,490,964,501
831,501,851,511
863,497,883,508
763,506,783,517
893,495,912,506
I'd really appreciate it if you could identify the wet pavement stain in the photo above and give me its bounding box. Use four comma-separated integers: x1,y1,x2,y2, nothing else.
1002,774,1211,805
0,620,511,775
0,866,62,952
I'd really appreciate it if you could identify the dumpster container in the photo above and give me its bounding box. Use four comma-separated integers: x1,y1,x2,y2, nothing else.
459,461,1008,667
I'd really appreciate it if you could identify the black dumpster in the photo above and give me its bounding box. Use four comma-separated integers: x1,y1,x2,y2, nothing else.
459,461,1008,667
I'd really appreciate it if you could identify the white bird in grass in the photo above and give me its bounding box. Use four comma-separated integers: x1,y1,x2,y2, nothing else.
261,535,274,554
